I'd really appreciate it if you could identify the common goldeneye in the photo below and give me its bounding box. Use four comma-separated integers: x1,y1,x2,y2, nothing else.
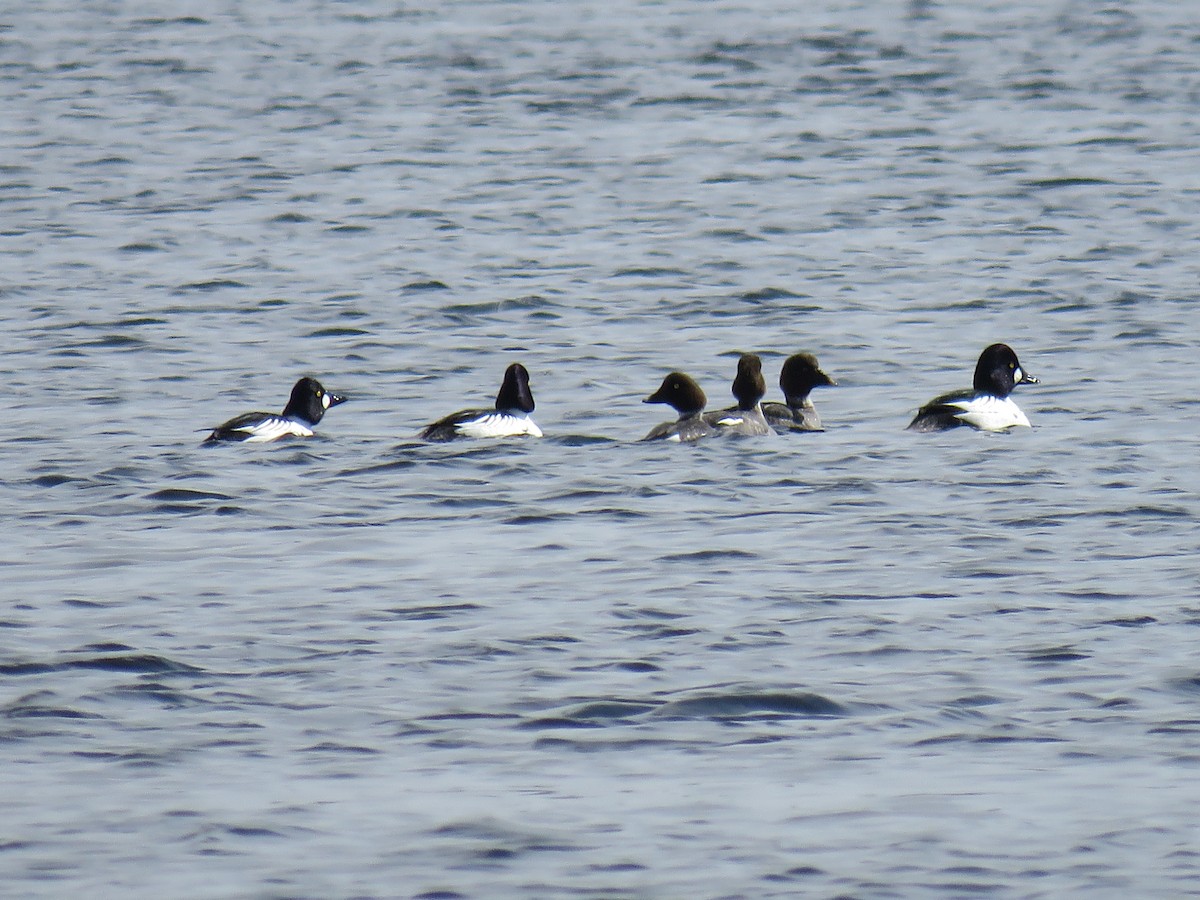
705,353,773,436
204,376,346,443
420,362,542,441
908,343,1038,432
641,372,715,442
762,352,837,433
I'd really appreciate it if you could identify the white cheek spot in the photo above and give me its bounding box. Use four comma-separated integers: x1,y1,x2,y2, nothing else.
1014,367,1023,382
322,393,331,409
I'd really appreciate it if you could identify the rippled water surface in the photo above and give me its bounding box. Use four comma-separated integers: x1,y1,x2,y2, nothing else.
4,1,1200,896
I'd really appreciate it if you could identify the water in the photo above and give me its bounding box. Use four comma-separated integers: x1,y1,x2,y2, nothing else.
3,0,1200,895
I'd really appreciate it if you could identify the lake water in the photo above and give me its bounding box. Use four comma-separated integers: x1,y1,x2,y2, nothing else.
3,1,1200,896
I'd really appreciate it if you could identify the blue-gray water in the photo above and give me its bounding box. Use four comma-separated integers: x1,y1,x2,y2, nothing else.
3,1,1200,896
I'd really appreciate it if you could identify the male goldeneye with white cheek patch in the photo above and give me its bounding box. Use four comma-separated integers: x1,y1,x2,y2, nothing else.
908,343,1038,433
204,376,346,443
420,362,542,442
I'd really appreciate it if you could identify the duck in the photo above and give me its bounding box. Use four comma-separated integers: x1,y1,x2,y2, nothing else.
641,372,715,442
705,353,773,436
762,352,837,432
907,343,1038,432
420,363,542,441
204,376,346,443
